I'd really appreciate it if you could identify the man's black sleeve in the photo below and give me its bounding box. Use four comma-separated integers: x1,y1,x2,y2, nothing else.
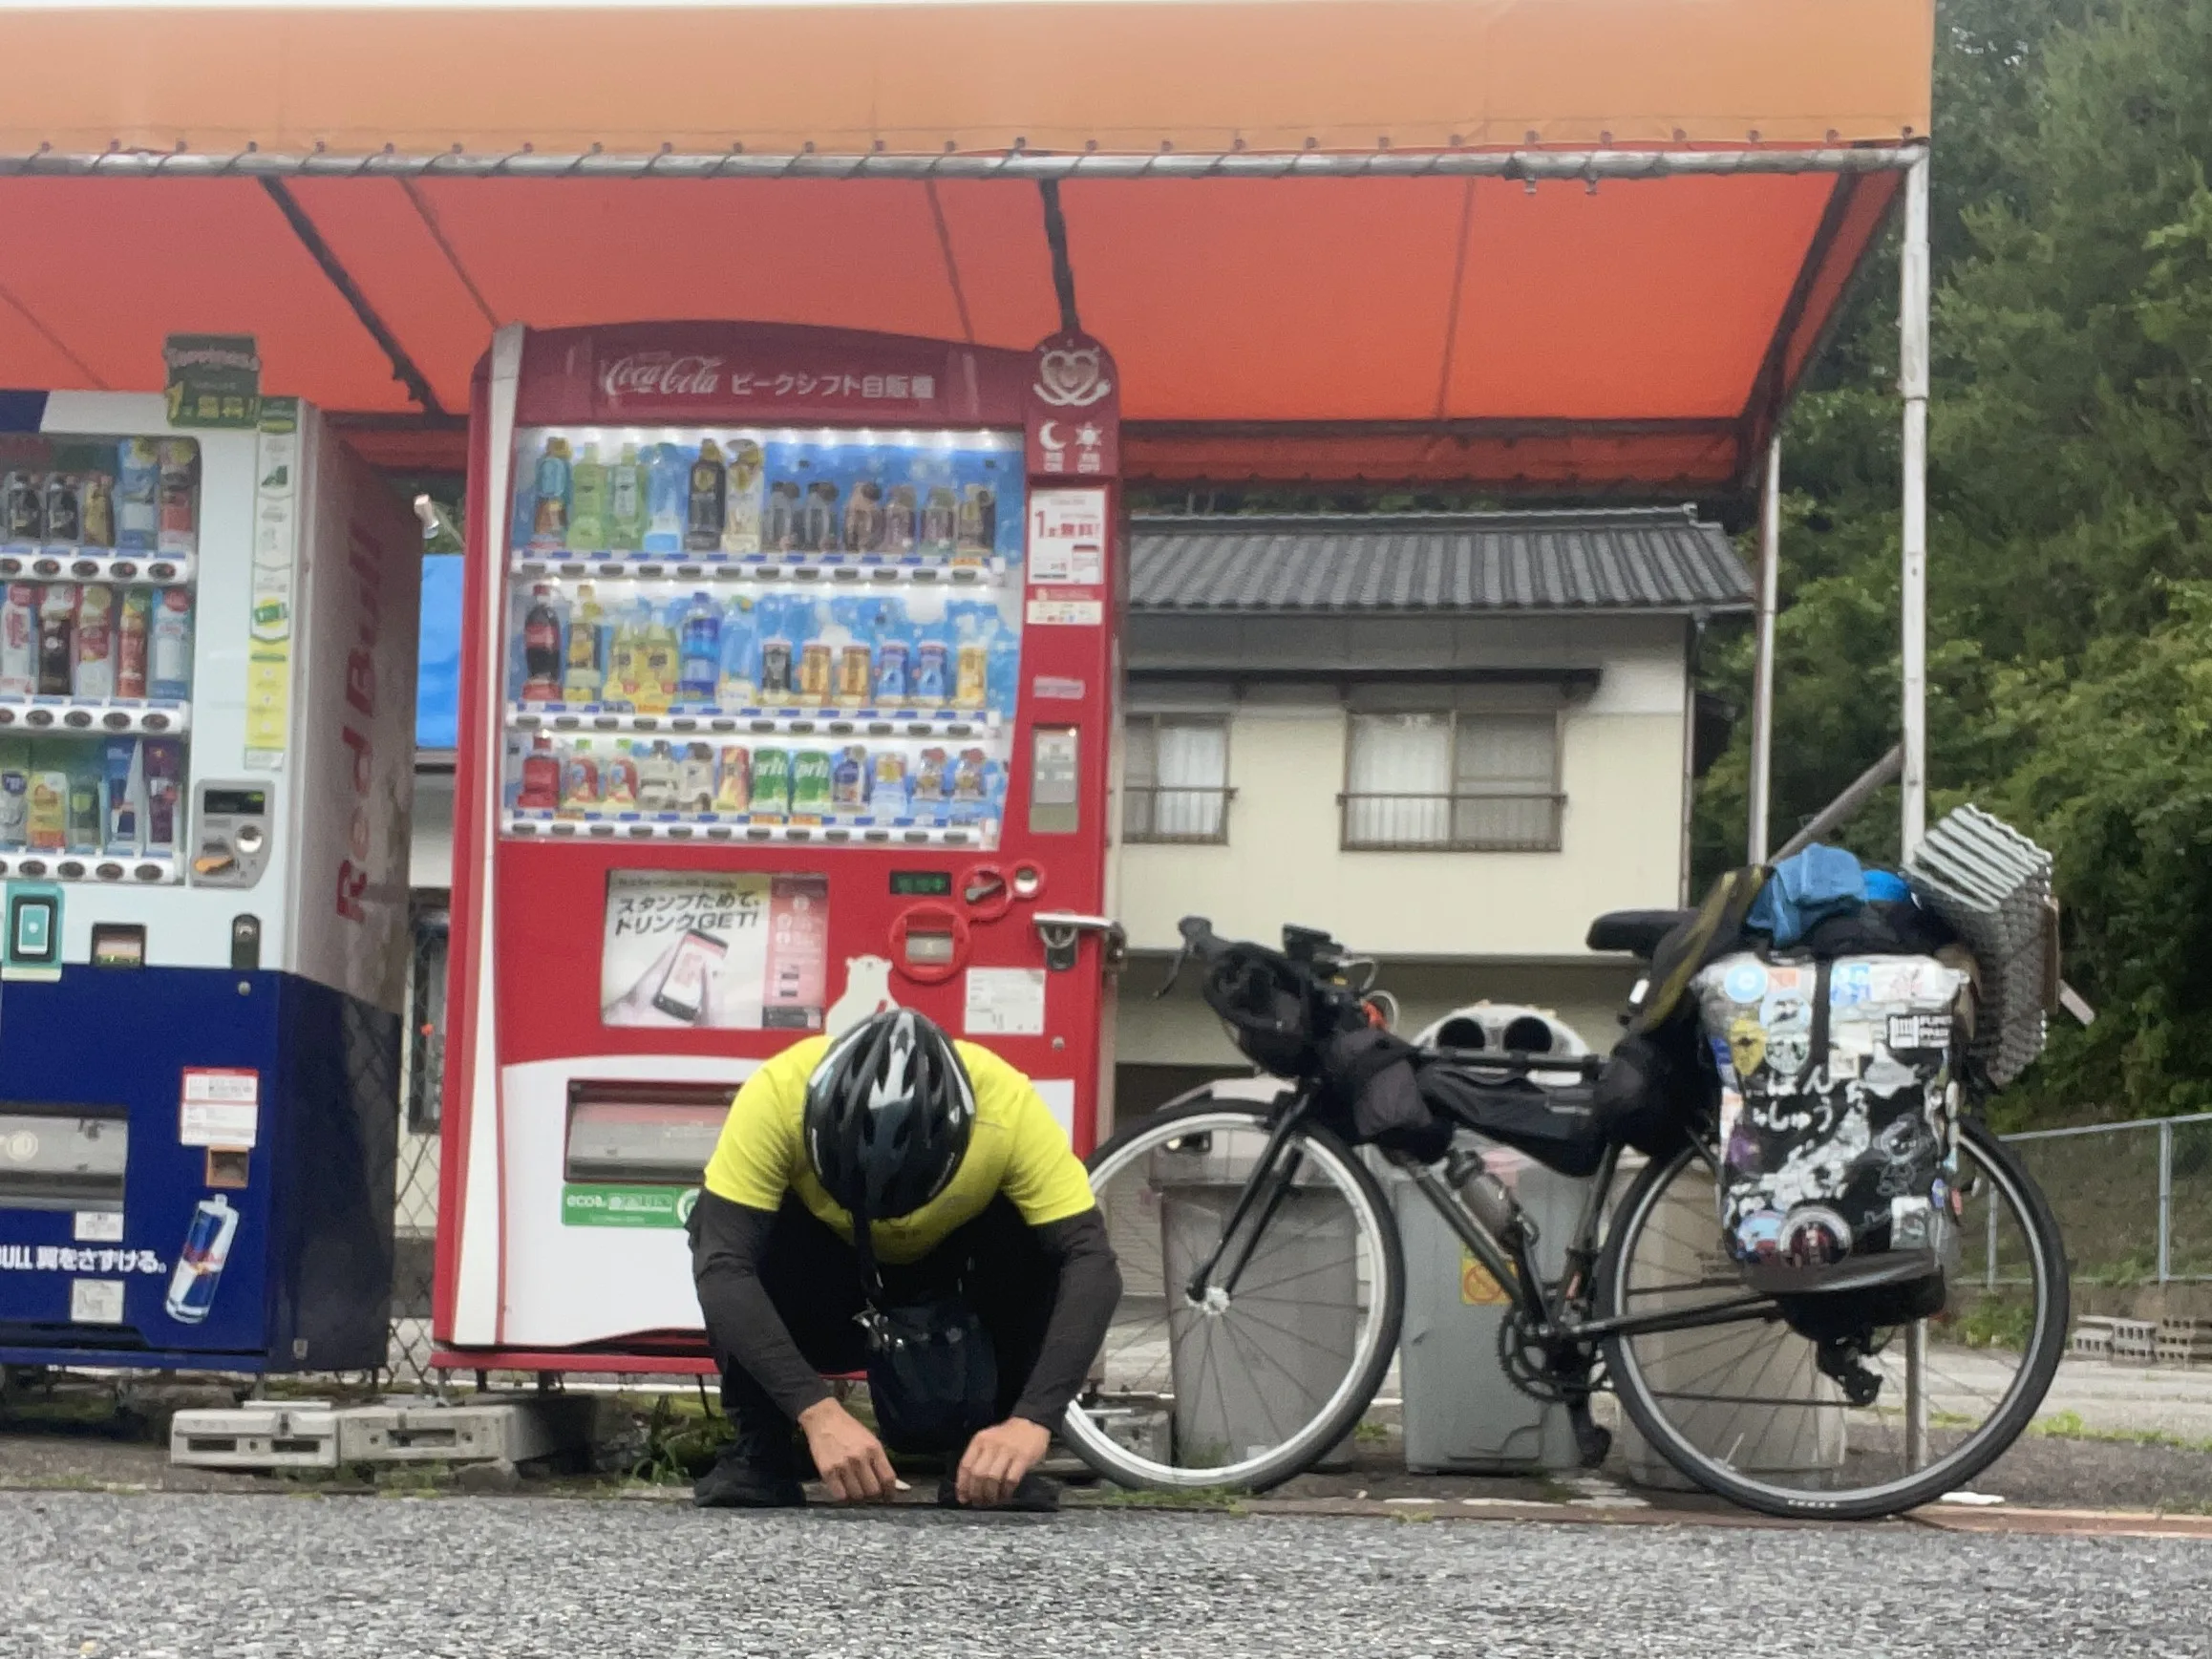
689,1188,833,1421
1010,1207,1122,1427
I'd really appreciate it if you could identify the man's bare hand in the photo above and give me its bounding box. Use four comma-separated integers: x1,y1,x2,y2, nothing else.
955,1417,1051,1507
798,1398,897,1503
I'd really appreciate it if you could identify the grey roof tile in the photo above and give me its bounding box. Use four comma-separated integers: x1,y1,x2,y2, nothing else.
1130,507,1752,615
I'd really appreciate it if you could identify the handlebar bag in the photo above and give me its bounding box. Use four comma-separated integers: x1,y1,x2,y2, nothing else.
1200,943,1332,1076
1691,950,1968,1309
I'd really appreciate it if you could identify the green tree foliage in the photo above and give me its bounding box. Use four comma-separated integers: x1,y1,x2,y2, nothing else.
1704,0,2212,1121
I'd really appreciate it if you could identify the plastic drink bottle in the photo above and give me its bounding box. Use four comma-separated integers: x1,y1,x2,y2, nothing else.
687,438,727,552
644,445,686,554
26,771,67,849
678,593,720,702
566,443,608,551
103,736,145,854
115,588,150,699
0,584,37,694
2,471,39,542
560,741,601,812
149,589,193,700
73,585,116,699
521,585,563,702
166,1196,240,1324
517,734,560,808
80,476,116,548
530,437,572,550
41,474,80,545
635,607,677,713
713,747,752,813
563,583,605,704
0,739,29,849
723,441,765,555
64,755,102,851
607,444,649,550
117,439,160,550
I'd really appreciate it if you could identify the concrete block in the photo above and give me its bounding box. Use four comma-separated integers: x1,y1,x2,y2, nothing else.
170,1403,340,1470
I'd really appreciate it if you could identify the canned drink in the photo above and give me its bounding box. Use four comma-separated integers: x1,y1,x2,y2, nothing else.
751,747,792,816
2,471,41,542
713,746,752,815
757,638,794,701
953,642,989,710
41,473,80,546
800,481,840,553
912,641,949,706
165,1195,241,1324
798,642,834,705
830,745,867,811
115,588,150,700
874,640,910,706
790,748,834,815
836,644,874,707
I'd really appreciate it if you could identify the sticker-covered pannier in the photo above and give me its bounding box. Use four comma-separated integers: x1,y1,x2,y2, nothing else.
1692,951,1968,1301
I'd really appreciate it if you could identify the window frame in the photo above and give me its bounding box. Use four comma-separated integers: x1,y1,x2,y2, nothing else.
1121,712,1237,846
1337,706,1565,853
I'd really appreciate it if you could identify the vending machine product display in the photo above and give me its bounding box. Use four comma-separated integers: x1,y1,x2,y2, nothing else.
436,322,1124,1366
0,392,419,1371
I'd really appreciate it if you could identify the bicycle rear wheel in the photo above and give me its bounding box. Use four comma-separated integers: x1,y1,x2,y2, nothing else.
1062,1097,1404,1492
1597,1116,2068,1520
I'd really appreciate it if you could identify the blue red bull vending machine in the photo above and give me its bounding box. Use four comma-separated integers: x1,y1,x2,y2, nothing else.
0,391,419,1371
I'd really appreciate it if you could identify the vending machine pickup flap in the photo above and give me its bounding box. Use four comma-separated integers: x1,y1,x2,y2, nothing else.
564,1081,732,1185
0,1105,127,1211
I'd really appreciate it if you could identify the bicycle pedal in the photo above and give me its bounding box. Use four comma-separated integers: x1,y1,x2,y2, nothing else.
1568,1405,1611,1468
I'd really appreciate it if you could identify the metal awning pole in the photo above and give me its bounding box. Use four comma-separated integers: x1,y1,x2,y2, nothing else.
1898,148,1933,1473
1747,436,1781,861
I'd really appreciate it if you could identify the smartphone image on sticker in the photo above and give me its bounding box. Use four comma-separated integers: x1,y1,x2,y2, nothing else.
652,928,729,1025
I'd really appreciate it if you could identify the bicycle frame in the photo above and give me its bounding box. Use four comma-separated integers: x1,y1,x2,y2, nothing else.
1180,1083,1784,1363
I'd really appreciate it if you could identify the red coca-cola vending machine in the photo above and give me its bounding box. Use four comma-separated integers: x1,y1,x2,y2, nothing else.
434,322,1124,1369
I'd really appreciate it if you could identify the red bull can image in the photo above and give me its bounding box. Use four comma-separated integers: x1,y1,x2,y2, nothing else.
165,1195,239,1323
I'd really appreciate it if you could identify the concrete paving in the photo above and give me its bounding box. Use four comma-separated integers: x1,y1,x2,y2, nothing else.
7,1489,2211,1658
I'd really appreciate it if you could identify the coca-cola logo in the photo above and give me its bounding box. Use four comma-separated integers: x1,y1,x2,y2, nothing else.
602,352,725,399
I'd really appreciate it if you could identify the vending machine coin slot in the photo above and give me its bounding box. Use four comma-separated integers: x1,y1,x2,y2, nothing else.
888,902,968,985
1029,726,1080,836
1010,863,1046,901
0,1104,127,1212
191,784,272,889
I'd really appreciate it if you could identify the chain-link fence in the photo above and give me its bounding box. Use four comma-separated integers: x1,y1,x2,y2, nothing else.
389,895,447,1387
2000,1113,2212,1287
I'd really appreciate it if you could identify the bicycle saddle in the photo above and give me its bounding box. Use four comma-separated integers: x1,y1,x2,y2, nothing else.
1585,909,1694,958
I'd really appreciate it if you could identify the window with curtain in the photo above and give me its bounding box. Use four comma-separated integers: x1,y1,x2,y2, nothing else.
1124,715,1233,843
1342,711,1562,851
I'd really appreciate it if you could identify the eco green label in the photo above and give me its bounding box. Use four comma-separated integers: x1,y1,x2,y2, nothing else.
561,1184,700,1229
164,334,262,429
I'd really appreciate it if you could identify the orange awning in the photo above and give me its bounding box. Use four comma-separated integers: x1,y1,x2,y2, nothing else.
0,1,1932,494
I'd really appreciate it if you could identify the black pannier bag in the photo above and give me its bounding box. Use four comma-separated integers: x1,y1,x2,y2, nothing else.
1691,950,1969,1317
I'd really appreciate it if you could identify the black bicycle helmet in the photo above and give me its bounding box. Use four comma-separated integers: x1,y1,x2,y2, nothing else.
802,1010,976,1221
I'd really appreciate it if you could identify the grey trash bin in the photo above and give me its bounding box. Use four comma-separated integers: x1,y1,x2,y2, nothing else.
1391,1131,1588,1474
1152,1128,1362,1472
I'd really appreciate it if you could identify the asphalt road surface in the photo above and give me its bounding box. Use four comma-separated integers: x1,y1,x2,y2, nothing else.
8,1492,2210,1658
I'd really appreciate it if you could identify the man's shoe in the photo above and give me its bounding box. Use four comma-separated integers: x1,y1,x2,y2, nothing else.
692,1436,806,1509
935,1470,1061,1513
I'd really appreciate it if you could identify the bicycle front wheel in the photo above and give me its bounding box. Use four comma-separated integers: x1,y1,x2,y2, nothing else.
1598,1116,2068,1520
1062,1097,1404,1492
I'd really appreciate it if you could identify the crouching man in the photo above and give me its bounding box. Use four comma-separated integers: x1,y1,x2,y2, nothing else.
689,1009,1120,1511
